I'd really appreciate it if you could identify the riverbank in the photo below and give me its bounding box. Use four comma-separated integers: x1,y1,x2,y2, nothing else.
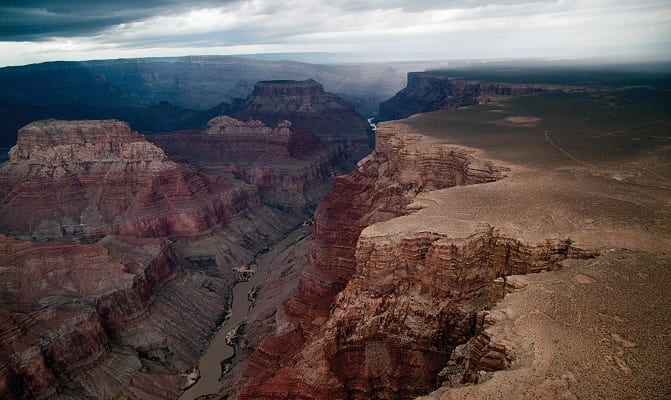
179,224,312,400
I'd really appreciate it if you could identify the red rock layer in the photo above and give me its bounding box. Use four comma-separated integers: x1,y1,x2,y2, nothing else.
0,119,262,240
238,124,508,399
149,116,341,212
0,234,178,400
324,230,593,399
232,80,371,142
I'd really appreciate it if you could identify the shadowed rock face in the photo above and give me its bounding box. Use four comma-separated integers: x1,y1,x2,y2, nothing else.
0,234,179,400
0,119,262,240
378,72,556,121
149,116,341,213
232,80,372,153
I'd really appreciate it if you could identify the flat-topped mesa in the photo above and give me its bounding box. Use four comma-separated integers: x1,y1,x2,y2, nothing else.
378,72,558,121
232,79,372,148
8,119,174,174
250,79,327,98
0,119,263,240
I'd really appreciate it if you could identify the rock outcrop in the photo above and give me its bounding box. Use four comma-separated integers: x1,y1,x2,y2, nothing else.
378,72,557,121
232,80,372,155
0,119,262,240
0,234,178,399
149,116,340,212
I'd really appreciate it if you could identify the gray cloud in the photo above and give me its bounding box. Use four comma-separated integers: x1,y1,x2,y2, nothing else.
0,0,240,40
0,0,669,66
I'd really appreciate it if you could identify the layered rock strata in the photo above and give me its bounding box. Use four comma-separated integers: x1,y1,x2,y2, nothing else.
0,119,262,240
378,72,558,121
149,116,340,212
237,123,560,398
0,119,299,399
0,234,177,399
232,80,372,155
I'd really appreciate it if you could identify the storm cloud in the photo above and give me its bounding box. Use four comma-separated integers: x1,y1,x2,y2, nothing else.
0,0,669,66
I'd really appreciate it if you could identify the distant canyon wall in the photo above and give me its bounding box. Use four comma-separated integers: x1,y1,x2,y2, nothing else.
378,72,561,121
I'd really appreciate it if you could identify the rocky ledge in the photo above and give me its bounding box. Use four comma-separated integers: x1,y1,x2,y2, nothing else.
236,121,582,399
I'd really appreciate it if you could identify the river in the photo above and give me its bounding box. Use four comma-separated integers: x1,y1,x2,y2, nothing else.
179,224,311,400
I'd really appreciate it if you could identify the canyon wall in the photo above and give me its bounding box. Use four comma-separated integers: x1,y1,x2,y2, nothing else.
0,119,263,241
232,80,372,157
149,116,340,213
378,72,558,121
234,122,589,399
0,234,178,399
0,119,302,399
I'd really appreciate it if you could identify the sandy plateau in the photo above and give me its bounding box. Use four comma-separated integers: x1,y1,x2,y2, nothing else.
393,91,671,398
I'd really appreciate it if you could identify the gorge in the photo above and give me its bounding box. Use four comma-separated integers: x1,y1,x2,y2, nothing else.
0,68,670,400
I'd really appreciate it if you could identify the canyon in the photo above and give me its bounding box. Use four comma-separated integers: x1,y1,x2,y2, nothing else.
0,79,366,399
224,82,670,399
0,67,670,400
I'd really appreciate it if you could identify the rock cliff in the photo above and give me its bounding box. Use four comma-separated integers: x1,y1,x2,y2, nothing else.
149,116,340,213
237,122,580,398
378,72,556,121
232,80,372,155
0,119,263,240
0,234,178,399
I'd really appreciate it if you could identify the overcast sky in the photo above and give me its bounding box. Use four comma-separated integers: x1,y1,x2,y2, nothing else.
0,0,669,67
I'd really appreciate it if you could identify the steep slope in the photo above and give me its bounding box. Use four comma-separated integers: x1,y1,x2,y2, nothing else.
149,116,340,213
238,123,522,398
0,119,299,399
232,80,372,156
237,86,670,399
0,234,178,399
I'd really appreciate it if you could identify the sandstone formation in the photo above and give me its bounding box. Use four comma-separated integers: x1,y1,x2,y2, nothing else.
0,119,302,399
149,116,340,213
0,119,263,240
236,122,563,399
378,72,558,121
232,80,372,156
